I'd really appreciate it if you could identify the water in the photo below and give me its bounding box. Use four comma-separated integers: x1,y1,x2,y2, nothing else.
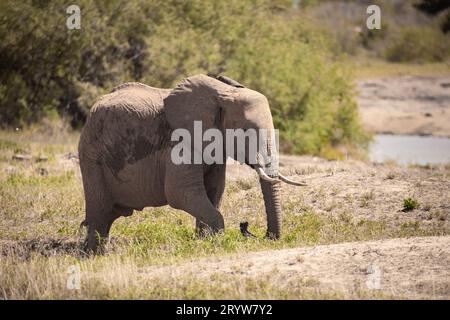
369,134,450,165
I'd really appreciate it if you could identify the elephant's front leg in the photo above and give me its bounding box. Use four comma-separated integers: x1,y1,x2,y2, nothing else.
197,164,226,235
165,163,225,236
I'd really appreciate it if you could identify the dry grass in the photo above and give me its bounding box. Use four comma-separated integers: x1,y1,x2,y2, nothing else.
1,126,449,299
353,60,450,79
2,251,397,299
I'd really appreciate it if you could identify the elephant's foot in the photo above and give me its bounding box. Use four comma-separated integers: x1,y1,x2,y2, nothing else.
265,230,280,240
83,234,108,255
83,235,109,255
197,228,224,238
83,222,112,255
196,218,224,238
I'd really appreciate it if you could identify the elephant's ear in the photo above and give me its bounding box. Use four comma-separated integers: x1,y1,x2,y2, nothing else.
164,74,236,132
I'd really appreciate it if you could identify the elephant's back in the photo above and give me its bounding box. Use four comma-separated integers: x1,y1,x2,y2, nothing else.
92,83,171,116
79,84,173,172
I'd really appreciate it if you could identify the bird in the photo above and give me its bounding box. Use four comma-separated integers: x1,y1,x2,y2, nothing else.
240,221,257,238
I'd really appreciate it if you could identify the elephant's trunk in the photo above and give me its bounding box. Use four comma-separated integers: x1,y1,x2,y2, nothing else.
260,178,282,239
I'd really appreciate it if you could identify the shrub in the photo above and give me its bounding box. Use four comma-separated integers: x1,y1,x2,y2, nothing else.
403,198,420,212
0,0,369,155
385,27,450,62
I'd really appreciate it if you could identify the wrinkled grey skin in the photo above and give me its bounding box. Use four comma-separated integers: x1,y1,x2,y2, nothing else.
79,74,281,253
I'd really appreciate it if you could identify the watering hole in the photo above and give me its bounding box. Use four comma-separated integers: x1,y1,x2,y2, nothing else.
369,134,450,165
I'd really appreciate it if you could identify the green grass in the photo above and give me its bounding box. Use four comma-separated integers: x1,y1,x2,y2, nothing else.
5,171,74,187
403,197,420,212
0,139,26,152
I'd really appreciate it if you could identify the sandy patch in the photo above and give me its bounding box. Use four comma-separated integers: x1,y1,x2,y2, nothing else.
356,75,450,137
144,236,450,299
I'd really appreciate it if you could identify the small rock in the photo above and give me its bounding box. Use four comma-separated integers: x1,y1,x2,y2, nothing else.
363,82,380,88
5,165,18,174
37,168,49,176
12,154,32,161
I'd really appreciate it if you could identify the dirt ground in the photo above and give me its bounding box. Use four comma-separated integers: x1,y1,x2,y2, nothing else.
356,75,450,137
223,156,450,299
228,154,450,227
145,235,450,299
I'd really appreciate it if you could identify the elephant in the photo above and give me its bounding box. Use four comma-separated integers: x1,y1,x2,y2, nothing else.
78,74,305,253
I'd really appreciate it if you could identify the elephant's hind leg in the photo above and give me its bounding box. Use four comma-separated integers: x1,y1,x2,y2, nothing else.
80,160,115,254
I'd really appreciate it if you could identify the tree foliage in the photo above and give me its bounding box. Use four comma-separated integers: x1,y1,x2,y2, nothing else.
414,0,450,33
0,0,368,155
414,0,450,15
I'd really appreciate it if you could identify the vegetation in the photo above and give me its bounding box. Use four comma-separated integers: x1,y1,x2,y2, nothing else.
385,27,450,62
1,0,449,299
0,0,369,156
1,128,449,298
307,0,450,63
352,61,450,79
403,197,420,212
414,0,450,33
1,0,448,155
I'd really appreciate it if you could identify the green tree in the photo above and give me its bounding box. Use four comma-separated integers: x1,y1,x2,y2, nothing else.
0,0,369,155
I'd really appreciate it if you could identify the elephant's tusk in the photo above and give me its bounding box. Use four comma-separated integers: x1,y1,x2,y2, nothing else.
278,173,308,186
256,167,281,184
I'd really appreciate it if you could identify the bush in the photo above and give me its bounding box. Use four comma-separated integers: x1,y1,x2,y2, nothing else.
0,0,369,155
385,27,450,62
403,197,420,212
